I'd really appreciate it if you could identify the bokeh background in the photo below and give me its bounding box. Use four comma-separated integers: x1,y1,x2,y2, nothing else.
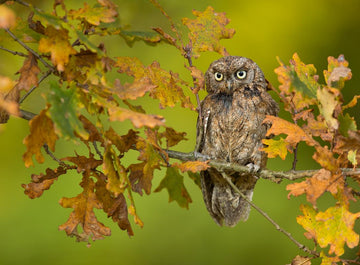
1,0,360,264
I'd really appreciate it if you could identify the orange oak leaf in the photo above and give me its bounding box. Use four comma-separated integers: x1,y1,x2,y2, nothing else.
297,204,360,256
22,166,67,199
0,5,16,29
95,176,134,236
313,146,339,172
264,115,316,148
154,167,192,209
23,109,58,167
262,138,288,160
59,177,111,242
324,55,352,89
128,204,144,228
115,57,193,109
69,0,117,26
78,115,104,143
108,106,165,128
16,53,40,91
112,78,154,100
182,6,235,57
158,127,187,148
186,66,205,93
105,128,138,153
287,169,342,205
173,161,209,173
38,26,76,71
62,153,102,173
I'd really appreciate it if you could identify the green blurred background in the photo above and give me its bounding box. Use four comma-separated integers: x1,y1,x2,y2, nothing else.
1,0,360,264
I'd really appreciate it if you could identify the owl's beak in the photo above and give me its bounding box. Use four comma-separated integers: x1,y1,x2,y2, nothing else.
227,80,233,91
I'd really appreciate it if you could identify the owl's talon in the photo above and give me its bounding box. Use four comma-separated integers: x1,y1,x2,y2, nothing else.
245,163,260,173
194,152,211,161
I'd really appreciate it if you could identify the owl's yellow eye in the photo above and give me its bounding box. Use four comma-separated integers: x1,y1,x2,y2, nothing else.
236,70,247,79
214,72,223,81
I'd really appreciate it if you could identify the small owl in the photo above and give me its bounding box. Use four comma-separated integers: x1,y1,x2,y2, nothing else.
196,56,279,227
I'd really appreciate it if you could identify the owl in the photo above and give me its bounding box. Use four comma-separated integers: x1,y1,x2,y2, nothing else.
196,56,279,227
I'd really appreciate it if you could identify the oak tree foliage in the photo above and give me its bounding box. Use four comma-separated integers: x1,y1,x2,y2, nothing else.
0,1,360,264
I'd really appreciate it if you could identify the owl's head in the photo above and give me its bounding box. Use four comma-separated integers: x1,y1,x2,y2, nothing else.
205,56,266,94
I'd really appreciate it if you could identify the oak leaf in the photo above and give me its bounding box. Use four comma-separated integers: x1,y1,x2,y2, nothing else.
262,138,288,160
319,252,340,265
63,153,102,173
263,115,316,148
38,26,76,71
22,166,67,199
290,255,311,265
105,128,138,153
16,53,40,91
103,145,127,197
69,1,117,26
173,161,209,173
95,176,134,236
59,177,111,242
128,138,163,195
297,204,360,256
287,169,342,205
154,167,192,209
112,78,154,100
108,106,165,128
0,76,19,123
23,109,58,167
158,127,187,148
316,87,339,130
182,6,235,57
115,57,193,109
46,82,89,139
324,55,352,89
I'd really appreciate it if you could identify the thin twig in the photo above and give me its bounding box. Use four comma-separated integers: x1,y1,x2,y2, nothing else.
43,144,67,167
0,46,28,57
4,28,54,70
222,173,319,257
93,141,103,160
19,109,36,120
19,70,53,104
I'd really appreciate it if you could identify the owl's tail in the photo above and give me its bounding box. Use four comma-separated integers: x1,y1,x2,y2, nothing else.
201,169,257,227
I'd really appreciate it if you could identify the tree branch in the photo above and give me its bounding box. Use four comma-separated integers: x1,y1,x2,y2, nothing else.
4,29,54,70
222,173,319,257
19,70,53,104
0,45,28,57
165,149,360,182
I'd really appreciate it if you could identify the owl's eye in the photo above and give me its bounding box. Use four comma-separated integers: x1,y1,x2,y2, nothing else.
236,70,247,79
214,72,223,81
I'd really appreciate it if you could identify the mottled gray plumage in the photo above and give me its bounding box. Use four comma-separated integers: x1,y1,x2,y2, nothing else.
196,56,279,227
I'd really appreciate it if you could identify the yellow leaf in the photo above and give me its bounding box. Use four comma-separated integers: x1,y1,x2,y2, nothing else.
38,26,76,71
297,203,360,256
262,138,288,160
69,1,117,26
115,57,193,109
182,6,235,57
316,87,339,130
324,55,352,89
319,252,340,265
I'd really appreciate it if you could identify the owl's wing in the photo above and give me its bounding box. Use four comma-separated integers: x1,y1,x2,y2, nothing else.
195,100,211,153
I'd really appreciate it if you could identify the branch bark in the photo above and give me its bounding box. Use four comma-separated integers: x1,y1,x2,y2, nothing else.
165,149,360,182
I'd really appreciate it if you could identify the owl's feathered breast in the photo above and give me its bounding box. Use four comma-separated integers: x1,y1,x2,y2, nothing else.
198,87,275,166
